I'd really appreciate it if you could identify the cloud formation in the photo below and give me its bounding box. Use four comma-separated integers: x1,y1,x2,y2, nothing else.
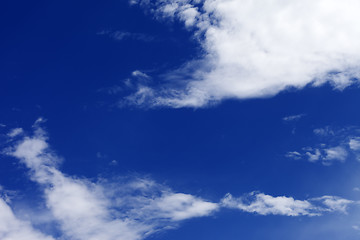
349,137,360,151
98,30,154,42
0,122,356,239
7,128,24,138
287,126,360,165
0,198,55,240
127,0,360,108
221,192,353,216
283,114,306,122
4,124,218,240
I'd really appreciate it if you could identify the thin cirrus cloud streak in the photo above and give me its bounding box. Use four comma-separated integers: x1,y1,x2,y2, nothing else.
98,30,155,42
282,114,306,122
125,0,360,108
0,122,356,240
6,128,23,138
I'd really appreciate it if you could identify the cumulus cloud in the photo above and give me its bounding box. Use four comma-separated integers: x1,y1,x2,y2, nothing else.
126,0,360,108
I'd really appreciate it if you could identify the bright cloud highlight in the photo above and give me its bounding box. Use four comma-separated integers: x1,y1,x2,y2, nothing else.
127,0,360,108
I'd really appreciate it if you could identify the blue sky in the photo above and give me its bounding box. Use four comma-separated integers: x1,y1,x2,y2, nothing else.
1,0,360,239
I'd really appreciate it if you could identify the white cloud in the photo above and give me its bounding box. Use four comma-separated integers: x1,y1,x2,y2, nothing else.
349,137,360,161
4,126,218,240
221,192,354,216
311,196,354,214
129,0,138,6
305,148,322,162
0,198,55,240
221,192,316,216
0,187,16,204
132,70,151,80
283,114,306,122
130,193,218,221
98,30,154,42
124,86,155,106
1,124,357,239
323,146,348,164
353,225,360,231
349,138,360,151
34,117,45,125
7,128,23,138
285,151,302,160
286,126,360,165
96,152,107,159
109,160,118,165
287,146,347,165
128,0,360,108
313,127,335,136
100,70,153,101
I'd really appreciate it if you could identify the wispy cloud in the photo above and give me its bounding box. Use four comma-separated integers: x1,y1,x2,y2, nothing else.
0,121,357,239
221,192,354,217
98,85,123,95
283,114,306,122
349,137,360,151
98,70,152,98
3,123,218,240
131,70,151,80
98,30,155,42
353,225,360,231
125,0,360,108
7,128,23,138
323,146,348,164
0,198,55,240
312,196,354,213
313,127,336,136
286,126,360,165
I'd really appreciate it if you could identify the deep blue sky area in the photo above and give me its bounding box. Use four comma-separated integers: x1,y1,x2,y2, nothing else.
1,1,360,240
